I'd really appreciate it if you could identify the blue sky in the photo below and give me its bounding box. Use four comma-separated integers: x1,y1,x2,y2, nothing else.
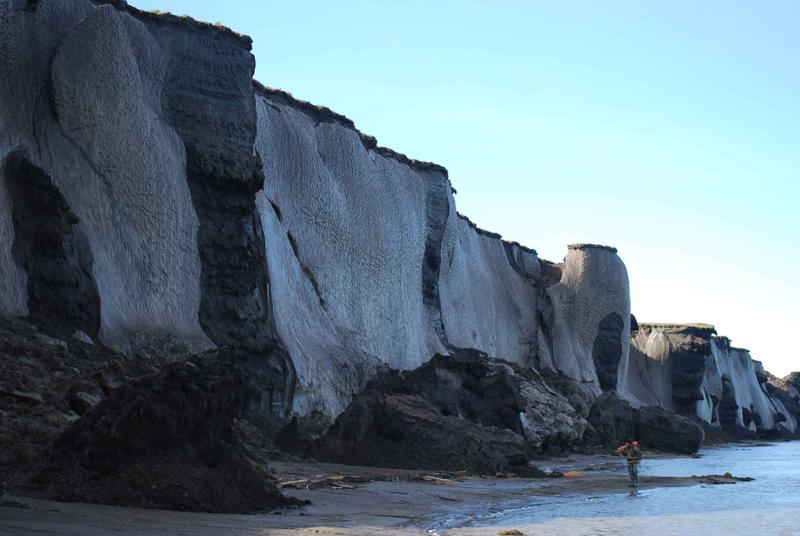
131,0,799,375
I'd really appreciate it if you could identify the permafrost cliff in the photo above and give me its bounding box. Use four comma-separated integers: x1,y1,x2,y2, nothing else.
1,0,798,511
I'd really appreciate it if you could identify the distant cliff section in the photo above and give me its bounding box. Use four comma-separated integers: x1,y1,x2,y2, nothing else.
627,324,798,437
0,1,797,504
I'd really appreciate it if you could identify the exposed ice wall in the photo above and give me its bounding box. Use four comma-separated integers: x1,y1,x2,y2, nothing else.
706,340,781,432
630,325,797,434
3,0,635,418
252,87,639,415
544,246,631,397
624,330,674,409
439,214,540,365
1,0,794,432
254,91,448,414
0,0,210,351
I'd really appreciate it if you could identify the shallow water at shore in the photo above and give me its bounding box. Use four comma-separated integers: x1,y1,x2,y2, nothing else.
2,442,798,535
438,441,800,535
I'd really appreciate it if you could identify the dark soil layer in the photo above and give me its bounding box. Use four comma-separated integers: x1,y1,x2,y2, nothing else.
313,393,540,475
282,349,573,476
19,349,291,513
766,372,800,436
586,391,705,453
0,317,150,487
1,317,290,513
635,405,705,453
586,390,635,447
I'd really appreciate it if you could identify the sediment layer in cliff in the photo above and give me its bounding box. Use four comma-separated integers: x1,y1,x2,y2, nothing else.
20,348,292,513
0,0,797,513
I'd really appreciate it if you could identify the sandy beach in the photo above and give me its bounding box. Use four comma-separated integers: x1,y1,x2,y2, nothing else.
0,451,747,536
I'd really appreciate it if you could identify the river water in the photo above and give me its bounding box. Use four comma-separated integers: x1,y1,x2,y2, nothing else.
435,441,800,536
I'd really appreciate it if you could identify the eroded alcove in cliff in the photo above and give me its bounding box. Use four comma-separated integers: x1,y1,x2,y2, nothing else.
3,151,99,337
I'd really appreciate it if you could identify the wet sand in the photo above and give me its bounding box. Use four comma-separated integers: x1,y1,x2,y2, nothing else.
0,452,747,536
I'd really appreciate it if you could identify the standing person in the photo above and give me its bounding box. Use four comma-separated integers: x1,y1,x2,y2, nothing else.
615,440,642,487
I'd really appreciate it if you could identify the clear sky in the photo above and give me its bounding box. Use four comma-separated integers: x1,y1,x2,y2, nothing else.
131,0,799,376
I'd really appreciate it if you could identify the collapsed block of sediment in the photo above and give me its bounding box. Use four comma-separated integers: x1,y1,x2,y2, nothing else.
20,349,292,513
281,349,585,475
585,390,704,453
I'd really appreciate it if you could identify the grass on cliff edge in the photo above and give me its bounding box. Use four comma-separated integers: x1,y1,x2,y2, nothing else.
638,322,716,330
140,8,250,43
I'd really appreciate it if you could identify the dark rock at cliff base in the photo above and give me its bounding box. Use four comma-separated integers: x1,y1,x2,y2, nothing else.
20,349,290,513
765,372,800,436
696,418,750,445
583,392,704,453
315,393,541,476
538,368,595,418
0,317,152,485
297,349,582,475
635,405,705,454
585,391,636,448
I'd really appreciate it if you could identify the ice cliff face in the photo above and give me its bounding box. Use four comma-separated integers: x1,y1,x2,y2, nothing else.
542,245,631,397
252,86,632,415
629,325,797,435
1,0,210,353
0,0,795,435
0,0,291,415
253,89,450,415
